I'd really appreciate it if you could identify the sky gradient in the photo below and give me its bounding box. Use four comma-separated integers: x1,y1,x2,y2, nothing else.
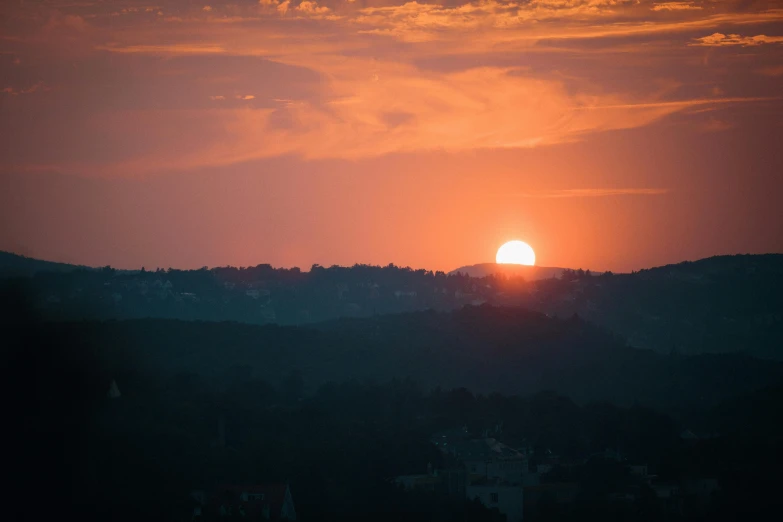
1,0,782,272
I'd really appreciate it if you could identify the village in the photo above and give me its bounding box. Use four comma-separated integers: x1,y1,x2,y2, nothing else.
186,425,720,521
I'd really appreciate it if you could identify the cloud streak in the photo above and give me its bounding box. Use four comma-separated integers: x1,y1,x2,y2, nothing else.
651,2,702,11
692,33,783,46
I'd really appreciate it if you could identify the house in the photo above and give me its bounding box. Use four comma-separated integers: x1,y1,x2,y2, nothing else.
395,462,468,497
430,433,532,520
652,477,719,515
467,481,524,522
652,481,683,515
629,464,651,484
193,484,296,521
440,437,531,485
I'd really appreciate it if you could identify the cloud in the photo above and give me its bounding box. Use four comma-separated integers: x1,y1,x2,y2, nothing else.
296,1,330,14
203,6,212,12
692,33,783,46
699,117,732,132
96,44,228,55
2,82,50,96
32,65,775,177
512,188,670,198
349,2,783,45
4,0,783,177
44,14,89,32
257,0,291,14
571,97,776,110
651,2,702,11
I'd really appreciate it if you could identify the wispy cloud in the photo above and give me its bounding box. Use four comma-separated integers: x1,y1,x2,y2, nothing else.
2,82,50,95
692,33,783,47
3,0,783,176
572,97,778,110
651,2,702,11
96,44,227,55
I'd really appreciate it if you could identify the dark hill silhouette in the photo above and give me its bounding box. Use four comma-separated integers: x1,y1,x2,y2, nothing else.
541,254,783,360
23,305,783,416
6,281,783,522
0,250,91,277
448,263,575,280
2,251,781,359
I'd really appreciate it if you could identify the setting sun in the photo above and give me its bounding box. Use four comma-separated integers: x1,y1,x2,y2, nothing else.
496,241,536,266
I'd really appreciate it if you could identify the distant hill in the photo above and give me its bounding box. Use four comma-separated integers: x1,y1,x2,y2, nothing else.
538,254,783,360
2,251,781,359
20,305,783,415
0,251,88,277
449,263,576,280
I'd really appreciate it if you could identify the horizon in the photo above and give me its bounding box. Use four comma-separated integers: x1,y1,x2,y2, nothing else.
4,247,780,275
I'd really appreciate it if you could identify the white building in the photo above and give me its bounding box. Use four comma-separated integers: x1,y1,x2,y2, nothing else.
432,434,532,520
467,483,524,522
442,437,531,484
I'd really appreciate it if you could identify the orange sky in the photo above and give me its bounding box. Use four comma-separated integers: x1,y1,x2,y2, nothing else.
1,0,782,272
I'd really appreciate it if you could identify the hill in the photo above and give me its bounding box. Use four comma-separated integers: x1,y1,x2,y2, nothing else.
448,263,575,280
2,252,781,359
10,297,783,522
0,251,89,277
538,255,783,359
19,305,782,415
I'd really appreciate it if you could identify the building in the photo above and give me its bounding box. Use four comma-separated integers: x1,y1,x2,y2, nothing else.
467,482,524,522
441,437,533,486
429,431,533,520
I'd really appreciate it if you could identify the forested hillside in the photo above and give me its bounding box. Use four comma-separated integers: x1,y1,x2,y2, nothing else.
2,253,781,359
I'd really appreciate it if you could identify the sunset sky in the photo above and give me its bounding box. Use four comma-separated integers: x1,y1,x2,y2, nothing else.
1,0,781,272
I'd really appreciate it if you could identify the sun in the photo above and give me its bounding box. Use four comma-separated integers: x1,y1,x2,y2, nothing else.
496,240,536,266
